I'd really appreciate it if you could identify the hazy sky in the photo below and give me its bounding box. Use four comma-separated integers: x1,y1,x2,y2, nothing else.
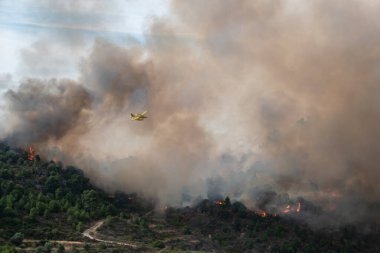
0,0,169,84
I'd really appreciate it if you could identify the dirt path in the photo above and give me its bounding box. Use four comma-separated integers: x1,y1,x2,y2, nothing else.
82,220,139,249
82,220,105,240
25,220,139,250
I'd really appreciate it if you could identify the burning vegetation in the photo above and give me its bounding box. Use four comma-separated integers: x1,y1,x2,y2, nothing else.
27,146,35,161
258,210,267,218
255,202,301,218
214,200,224,206
0,1,379,244
280,202,301,215
0,143,380,252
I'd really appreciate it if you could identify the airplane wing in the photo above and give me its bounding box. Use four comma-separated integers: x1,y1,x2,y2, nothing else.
140,111,147,116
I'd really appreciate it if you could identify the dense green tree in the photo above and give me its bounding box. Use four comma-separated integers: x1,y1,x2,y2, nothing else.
81,190,99,212
45,175,62,193
224,196,231,207
29,207,38,218
48,200,60,213
76,222,83,232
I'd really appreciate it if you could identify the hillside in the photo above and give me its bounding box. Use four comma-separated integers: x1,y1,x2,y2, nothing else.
0,142,151,252
0,142,380,253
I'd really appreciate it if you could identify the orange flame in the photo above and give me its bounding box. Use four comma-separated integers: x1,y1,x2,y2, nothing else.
296,202,301,213
281,203,301,214
281,204,291,213
258,210,267,217
214,200,224,205
27,146,35,161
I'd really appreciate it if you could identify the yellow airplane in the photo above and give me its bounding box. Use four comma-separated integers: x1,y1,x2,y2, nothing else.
131,111,148,121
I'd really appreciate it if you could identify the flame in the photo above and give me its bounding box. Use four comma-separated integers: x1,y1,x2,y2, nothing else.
281,204,291,214
257,203,301,217
296,202,301,213
27,146,35,161
214,200,224,205
258,210,267,217
281,203,301,214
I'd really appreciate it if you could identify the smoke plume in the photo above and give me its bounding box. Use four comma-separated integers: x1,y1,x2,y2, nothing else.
1,0,380,225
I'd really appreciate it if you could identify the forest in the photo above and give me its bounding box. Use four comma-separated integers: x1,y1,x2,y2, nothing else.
0,142,379,253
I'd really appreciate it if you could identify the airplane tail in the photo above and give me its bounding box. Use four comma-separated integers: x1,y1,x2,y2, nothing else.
131,113,135,117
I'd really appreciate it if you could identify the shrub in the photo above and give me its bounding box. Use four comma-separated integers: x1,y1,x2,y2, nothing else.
44,242,53,252
10,232,24,245
183,225,191,235
83,242,90,252
0,245,17,253
152,240,165,249
34,246,48,253
56,244,65,253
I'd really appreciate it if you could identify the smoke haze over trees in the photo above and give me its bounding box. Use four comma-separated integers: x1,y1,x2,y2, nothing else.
1,0,380,225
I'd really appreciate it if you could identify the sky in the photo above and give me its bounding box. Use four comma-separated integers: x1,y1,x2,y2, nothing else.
0,0,169,85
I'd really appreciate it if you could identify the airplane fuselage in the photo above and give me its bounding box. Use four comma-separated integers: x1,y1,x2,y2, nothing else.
131,112,148,121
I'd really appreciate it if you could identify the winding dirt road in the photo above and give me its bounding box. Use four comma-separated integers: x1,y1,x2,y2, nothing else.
82,220,104,240
24,220,138,250
82,220,138,249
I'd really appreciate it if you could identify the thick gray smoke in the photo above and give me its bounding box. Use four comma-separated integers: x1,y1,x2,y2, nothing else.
1,0,380,225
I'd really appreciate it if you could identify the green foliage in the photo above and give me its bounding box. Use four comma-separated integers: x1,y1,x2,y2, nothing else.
0,142,149,241
82,190,99,211
152,240,165,249
105,215,113,226
56,244,65,253
69,244,80,253
1,142,379,253
76,221,83,232
0,245,17,253
34,246,49,253
9,232,24,245
83,242,90,252
183,225,191,235
44,242,53,253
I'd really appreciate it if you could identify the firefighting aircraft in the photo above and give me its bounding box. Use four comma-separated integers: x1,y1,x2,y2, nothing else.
131,111,148,121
